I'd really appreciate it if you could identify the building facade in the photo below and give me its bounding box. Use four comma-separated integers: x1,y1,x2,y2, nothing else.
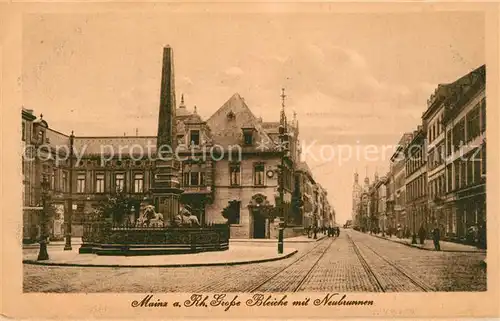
442,65,486,244
22,109,74,241
422,84,448,238
22,50,337,242
21,95,309,241
385,171,395,231
296,161,316,228
405,127,428,237
350,65,486,245
354,175,371,231
375,176,388,233
388,133,413,231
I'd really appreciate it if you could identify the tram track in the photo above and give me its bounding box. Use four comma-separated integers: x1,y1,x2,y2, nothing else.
248,237,337,293
291,237,337,292
347,233,434,292
346,233,385,292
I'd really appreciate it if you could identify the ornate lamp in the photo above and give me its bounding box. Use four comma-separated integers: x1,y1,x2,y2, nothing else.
130,205,136,225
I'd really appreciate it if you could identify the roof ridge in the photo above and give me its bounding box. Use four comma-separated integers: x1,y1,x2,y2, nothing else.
206,93,243,123
206,93,276,147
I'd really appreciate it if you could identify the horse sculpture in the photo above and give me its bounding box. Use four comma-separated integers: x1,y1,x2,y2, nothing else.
136,205,164,227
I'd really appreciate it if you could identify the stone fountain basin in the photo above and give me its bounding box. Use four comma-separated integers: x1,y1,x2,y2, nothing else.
79,223,230,256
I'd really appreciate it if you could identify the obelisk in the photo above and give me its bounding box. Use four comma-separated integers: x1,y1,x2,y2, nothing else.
153,46,183,224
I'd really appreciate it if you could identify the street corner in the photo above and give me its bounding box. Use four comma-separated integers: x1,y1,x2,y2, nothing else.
23,245,298,268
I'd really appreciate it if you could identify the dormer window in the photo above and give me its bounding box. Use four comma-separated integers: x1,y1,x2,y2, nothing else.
242,127,256,146
244,132,253,145
190,130,200,146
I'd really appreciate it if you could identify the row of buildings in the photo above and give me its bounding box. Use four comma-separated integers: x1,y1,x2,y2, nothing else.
352,65,486,244
22,47,335,242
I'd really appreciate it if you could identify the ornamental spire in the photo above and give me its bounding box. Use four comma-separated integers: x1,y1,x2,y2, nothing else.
280,88,286,126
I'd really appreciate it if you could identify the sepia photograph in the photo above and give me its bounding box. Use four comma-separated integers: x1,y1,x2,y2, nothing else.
2,2,498,319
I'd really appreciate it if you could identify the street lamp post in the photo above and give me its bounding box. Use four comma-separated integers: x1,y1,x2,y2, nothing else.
277,88,289,254
313,212,318,239
411,205,417,244
382,213,386,237
277,127,287,254
37,176,50,261
64,131,74,251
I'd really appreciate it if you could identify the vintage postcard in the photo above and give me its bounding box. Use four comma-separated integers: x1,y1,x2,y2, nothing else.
1,1,499,319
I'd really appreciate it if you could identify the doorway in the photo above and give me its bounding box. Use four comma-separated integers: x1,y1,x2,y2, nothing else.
253,210,266,239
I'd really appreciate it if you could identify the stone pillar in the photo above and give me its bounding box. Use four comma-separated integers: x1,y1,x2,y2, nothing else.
158,194,180,224
154,158,182,224
152,46,183,223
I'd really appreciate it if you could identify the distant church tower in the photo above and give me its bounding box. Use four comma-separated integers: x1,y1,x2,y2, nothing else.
351,170,363,224
363,167,370,192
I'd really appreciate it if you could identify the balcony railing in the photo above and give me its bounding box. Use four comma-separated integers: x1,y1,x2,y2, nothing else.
182,185,212,194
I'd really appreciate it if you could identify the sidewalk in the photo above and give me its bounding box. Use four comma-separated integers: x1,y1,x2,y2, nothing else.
23,235,326,249
23,237,83,249
369,232,486,253
23,245,297,268
231,234,327,244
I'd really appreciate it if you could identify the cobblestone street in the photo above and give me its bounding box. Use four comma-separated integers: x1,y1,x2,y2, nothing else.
23,229,486,293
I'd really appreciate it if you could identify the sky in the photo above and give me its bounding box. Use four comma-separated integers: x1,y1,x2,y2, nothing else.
22,11,485,224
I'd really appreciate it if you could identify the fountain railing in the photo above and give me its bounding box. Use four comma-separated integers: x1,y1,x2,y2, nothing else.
79,219,230,256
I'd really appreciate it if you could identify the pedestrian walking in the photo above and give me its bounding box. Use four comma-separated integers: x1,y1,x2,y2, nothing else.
432,226,441,251
418,224,426,245
478,223,486,249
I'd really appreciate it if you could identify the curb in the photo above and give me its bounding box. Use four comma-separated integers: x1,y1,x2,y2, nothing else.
371,234,486,253
24,236,328,249
22,249,298,268
23,244,83,249
228,235,328,244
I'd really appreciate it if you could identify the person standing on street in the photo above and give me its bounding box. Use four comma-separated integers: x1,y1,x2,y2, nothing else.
432,225,441,251
418,224,426,245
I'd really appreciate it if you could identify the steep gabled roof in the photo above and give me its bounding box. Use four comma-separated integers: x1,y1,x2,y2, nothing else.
206,93,276,149
261,121,280,133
